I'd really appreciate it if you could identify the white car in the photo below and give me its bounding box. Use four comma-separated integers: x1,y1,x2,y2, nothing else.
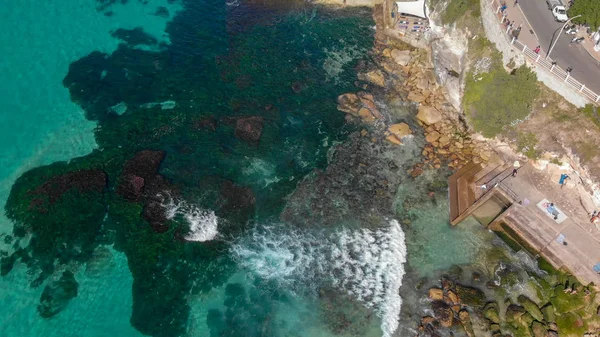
552,6,568,22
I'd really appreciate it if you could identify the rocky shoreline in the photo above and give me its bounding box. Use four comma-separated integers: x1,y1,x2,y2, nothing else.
331,2,600,336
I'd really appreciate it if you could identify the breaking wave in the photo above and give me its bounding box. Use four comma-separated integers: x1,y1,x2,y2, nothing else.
161,195,219,242
231,220,407,337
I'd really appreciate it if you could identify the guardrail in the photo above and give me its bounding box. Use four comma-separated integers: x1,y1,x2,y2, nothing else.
488,0,600,104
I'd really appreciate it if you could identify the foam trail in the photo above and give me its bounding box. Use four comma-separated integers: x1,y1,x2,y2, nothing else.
231,220,407,337
161,194,219,242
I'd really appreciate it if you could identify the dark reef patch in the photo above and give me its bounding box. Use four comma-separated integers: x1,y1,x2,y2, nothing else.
111,27,159,47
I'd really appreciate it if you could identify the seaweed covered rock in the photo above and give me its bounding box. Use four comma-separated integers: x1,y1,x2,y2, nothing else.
117,150,166,201
38,270,79,318
506,304,526,323
484,302,500,324
531,320,546,337
234,116,264,144
518,295,544,322
4,165,108,283
455,284,486,308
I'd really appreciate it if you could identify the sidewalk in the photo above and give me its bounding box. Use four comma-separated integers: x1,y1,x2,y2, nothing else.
500,163,600,285
491,0,541,53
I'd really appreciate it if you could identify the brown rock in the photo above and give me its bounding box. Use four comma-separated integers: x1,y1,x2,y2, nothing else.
438,135,451,147
388,123,412,139
358,108,376,123
410,166,424,178
407,91,426,103
391,49,411,66
458,310,475,337
416,105,443,125
432,301,454,328
425,131,441,143
358,70,385,87
421,316,435,326
445,290,460,305
337,93,361,115
386,135,402,145
428,288,444,301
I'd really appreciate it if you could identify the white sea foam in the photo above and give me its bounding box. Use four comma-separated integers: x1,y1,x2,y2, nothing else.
161,195,219,242
231,220,407,337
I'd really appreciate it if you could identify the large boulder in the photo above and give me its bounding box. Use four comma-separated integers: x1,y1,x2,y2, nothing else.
235,116,264,144
38,270,79,318
391,49,411,66
428,288,444,301
386,123,412,145
518,295,544,322
416,105,443,125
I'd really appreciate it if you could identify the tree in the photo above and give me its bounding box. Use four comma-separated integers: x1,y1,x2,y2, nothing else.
568,0,600,30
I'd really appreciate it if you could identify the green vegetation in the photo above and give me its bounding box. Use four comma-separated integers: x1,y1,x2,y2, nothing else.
568,0,600,30
431,0,481,25
516,131,540,159
581,103,600,128
464,45,540,137
493,230,522,252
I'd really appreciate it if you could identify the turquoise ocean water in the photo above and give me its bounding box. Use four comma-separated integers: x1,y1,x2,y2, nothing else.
0,1,502,336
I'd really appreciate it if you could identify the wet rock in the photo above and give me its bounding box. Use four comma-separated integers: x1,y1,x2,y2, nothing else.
391,49,411,66
438,135,451,148
518,295,544,322
541,303,556,323
235,116,264,144
38,270,78,318
386,123,412,145
432,301,454,328
143,200,169,233
429,288,444,301
358,107,377,123
416,105,443,125
357,69,385,87
489,323,500,331
458,309,475,337
444,290,460,306
337,93,361,115
471,272,481,282
455,284,486,308
421,315,435,326
547,330,559,337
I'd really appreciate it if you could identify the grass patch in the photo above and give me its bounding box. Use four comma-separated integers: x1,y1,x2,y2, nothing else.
516,132,540,159
575,141,596,163
438,0,481,25
581,104,600,128
537,256,559,275
463,41,540,138
549,158,562,166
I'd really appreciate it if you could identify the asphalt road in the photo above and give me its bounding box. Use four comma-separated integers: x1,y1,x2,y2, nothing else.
519,0,600,94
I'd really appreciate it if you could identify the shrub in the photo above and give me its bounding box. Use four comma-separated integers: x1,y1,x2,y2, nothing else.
438,0,481,25
464,50,540,138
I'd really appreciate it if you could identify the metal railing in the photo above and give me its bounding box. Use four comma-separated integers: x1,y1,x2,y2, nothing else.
488,0,600,104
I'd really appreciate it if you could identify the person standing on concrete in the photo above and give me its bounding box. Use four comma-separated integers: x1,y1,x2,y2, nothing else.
501,3,507,12
514,0,518,6
534,46,541,54
559,173,570,188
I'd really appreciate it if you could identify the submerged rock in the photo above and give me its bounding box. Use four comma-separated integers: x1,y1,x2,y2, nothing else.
386,123,412,145
454,284,486,308
483,302,500,324
235,116,264,144
357,69,385,87
38,270,78,318
117,150,166,201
